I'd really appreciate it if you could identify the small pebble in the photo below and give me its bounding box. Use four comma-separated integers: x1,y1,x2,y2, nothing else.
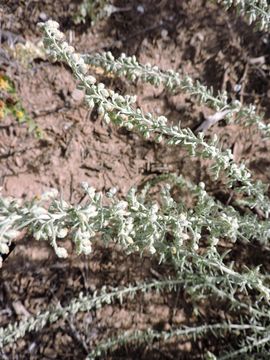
234,84,242,93
71,89,84,103
137,5,145,14
161,29,168,39
39,12,48,21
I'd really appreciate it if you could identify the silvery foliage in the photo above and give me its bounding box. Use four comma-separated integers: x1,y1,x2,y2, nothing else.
83,51,270,137
0,279,181,347
2,273,269,359
1,176,270,355
218,330,270,360
1,245,270,357
1,178,270,302
87,324,267,360
218,0,270,31
0,181,247,262
39,21,270,216
150,173,270,246
1,20,270,358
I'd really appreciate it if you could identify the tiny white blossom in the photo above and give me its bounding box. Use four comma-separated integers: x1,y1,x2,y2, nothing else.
55,247,68,258
0,243,10,254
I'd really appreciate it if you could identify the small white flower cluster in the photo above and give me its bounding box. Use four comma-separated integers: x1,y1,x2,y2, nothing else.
39,20,88,74
0,195,22,266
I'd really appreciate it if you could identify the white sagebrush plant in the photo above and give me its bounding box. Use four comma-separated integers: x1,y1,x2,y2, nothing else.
1,10,270,358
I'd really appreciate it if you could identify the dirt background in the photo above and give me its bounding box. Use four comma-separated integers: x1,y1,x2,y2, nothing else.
0,0,270,359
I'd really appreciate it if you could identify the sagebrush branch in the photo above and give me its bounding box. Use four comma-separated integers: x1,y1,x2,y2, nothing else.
39,21,270,215
1,181,270,302
83,51,270,137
